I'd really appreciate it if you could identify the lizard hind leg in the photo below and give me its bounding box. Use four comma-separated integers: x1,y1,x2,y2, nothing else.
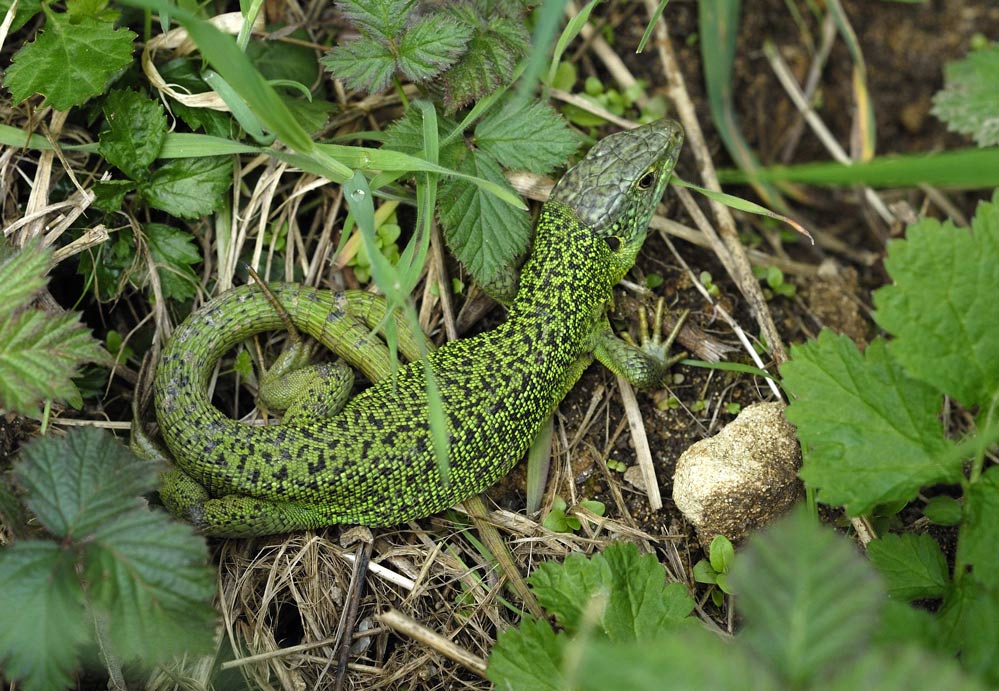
257,342,355,423
160,469,331,536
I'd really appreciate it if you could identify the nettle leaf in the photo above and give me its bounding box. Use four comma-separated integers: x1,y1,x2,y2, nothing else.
528,542,693,641
782,333,959,515
143,223,202,301
957,466,999,587
321,37,397,93
396,16,472,83
336,0,415,41
476,100,579,174
440,11,529,113
732,507,885,687
4,5,135,110
873,191,999,409
486,617,566,691
867,533,949,601
0,541,88,691
2,429,216,689
99,88,168,180
0,297,107,417
932,43,999,147
438,150,530,285
141,156,233,218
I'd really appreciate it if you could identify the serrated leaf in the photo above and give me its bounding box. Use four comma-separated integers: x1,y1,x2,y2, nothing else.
528,542,693,641
825,644,990,691
335,0,415,41
92,178,137,213
16,427,159,538
0,240,49,323
141,156,233,218
396,16,472,83
321,37,397,94
439,11,529,113
782,332,959,515
0,0,43,33
867,533,949,601
438,151,530,284
732,507,885,687
0,541,87,691
938,578,999,685
577,627,780,691
486,617,566,691
873,598,938,649
873,191,999,409
144,223,201,301
4,6,136,110
931,43,999,147
86,509,215,659
957,466,999,587
0,310,106,417
475,100,579,174
923,495,963,526
99,88,167,180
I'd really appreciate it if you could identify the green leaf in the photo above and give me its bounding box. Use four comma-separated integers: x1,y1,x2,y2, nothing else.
98,88,167,180
938,578,999,685
528,542,693,641
321,37,397,93
873,598,939,649
0,0,43,33
4,6,135,110
0,306,106,417
16,427,159,538
92,178,137,213
157,57,236,137
438,10,529,113
923,495,963,526
486,617,566,691
141,156,234,218
932,43,999,147
577,627,780,691
708,534,735,574
247,30,320,85
867,533,949,601
692,559,718,584
86,509,216,659
731,507,885,687
957,466,999,587
825,644,991,691
396,16,472,83
782,332,959,515
475,100,579,174
438,150,530,284
0,541,87,691
144,223,202,301
873,191,999,409
335,0,415,41
0,240,48,323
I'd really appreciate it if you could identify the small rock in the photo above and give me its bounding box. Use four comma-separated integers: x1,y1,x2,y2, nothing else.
672,402,802,544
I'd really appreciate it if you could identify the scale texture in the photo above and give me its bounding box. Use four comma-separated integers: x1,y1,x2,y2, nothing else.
154,120,683,536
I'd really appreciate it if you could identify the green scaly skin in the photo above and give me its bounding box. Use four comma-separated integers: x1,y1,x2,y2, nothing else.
153,119,684,536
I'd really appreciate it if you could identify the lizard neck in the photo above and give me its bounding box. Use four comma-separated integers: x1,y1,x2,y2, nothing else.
509,201,616,339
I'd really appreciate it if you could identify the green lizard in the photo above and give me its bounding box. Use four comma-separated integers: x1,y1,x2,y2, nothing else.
151,119,684,536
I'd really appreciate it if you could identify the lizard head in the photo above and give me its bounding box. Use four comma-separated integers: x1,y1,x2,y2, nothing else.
550,118,683,282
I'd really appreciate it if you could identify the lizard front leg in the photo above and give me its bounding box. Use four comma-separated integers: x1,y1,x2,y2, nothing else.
592,298,688,389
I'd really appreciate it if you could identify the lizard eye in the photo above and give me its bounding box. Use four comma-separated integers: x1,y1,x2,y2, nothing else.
637,171,656,190
604,236,621,251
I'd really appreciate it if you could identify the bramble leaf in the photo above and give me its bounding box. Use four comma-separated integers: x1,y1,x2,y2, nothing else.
932,43,999,147
438,150,530,285
782,333,959,515
144,223,202,301
4,5,135,110
732,507,885,687
99,88,167,180
335,0,414,41
0,241,48,323
141,156,233,218
0,541,87,691
486,617,566,691
396,16,472,83
873,191,999,409
321,37,397,93
475,100,579,174
868,533,949,601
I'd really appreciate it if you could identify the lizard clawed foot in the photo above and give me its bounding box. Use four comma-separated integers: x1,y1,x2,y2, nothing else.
624,297,689,368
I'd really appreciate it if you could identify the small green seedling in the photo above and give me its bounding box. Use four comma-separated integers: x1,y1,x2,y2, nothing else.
692,534,735,607
699,271,720,298
543,497,606,533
